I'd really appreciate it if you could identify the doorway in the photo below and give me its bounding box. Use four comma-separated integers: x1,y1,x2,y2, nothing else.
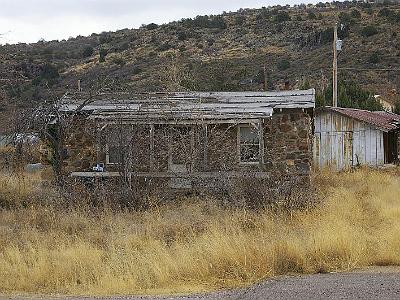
168,126,194,188
384,131,398,164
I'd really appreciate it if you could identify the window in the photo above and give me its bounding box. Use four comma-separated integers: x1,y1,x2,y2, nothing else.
169,126,193,168
238,125,260,164
106,145,121,165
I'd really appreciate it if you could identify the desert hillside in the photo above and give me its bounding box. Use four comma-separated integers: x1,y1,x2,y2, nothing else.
1,1,400,131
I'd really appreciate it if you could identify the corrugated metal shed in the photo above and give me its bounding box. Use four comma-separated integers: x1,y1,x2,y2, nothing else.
314,107,400,170
326,107,400,132
58,89,315,122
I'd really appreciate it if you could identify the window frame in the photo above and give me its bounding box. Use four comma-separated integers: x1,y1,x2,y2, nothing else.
105,144,120,165
237,123,263,165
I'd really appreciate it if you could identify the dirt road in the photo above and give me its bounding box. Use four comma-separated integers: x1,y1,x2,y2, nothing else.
3,267,400,300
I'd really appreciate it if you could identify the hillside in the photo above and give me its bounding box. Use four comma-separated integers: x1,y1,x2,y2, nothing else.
1,1,400,131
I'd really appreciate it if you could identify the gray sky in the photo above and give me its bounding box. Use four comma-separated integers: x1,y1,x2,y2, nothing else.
0,0,324,44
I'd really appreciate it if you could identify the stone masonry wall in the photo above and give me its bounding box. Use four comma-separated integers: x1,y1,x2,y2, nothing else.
263,109,313,185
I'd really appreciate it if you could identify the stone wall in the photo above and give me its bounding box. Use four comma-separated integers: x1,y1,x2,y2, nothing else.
263,109,312,183
58,108,313,199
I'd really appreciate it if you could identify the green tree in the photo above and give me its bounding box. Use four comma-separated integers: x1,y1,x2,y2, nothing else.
316,81,383,111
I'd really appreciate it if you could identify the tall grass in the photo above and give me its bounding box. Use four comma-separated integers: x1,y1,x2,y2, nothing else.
0,168,399,296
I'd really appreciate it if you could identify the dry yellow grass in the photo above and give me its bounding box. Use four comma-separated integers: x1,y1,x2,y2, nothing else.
0,168,399,296
0,172,42,207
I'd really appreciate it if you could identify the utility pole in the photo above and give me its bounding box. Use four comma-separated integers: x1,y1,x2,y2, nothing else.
332,22,338,107
263,64,268,91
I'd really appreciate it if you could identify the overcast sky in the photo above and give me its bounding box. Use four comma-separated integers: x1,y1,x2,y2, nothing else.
0,0,325,45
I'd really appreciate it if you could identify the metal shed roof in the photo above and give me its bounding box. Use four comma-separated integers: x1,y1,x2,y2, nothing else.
320,107,400,132
58,89,315,122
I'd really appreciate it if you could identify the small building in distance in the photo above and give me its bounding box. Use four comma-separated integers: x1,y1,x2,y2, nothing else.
375,94,397,113
53,89,315,198
314,107,400,170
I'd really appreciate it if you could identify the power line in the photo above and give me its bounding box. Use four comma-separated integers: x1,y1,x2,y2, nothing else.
339,67,400,72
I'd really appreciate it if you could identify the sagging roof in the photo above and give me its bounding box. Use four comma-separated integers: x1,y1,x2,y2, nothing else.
58,89,315,122
320,107,400,132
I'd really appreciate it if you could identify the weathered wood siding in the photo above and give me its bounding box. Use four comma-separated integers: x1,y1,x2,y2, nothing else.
314,111,385,170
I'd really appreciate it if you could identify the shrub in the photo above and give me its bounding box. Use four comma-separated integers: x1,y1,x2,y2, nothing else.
32,63,59,86
368,52,380,64
365,8,373,15
118,42,130,51
339,12,355,25
177,31,187,41
157,43,172,52
361,25,378,37
277,59,291,71
378,7,393,18
99,48,108,63
112,57,125,66
40,63,59,80
351,9,361,19
273,11,291,23
320,27,334,43
81,46,94,58
132,66,142,75
394,97,400,114
98,33,112,44
308,11,317,20
235,15,246,26
181,15,227,29
145,23,159,30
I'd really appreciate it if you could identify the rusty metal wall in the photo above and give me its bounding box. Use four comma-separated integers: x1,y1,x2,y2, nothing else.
314,111,384,170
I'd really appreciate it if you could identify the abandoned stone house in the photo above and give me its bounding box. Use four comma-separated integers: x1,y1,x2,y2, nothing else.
314,107,400,170
55,89,315,194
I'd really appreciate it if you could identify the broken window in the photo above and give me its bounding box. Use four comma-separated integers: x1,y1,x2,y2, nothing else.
238,125,260,164
106,145,122,164
169,126,193,169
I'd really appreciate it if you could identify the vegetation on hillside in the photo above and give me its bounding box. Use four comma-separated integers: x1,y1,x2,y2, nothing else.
1,0,400,127
0,168,399,295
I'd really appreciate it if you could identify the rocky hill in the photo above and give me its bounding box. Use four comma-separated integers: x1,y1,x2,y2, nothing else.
1,1,400,131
